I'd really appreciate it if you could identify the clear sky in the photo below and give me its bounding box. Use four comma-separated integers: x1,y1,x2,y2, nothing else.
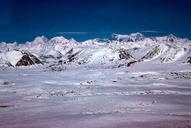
0,0,191,43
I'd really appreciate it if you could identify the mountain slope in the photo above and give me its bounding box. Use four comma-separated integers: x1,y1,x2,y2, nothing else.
0,33,190,67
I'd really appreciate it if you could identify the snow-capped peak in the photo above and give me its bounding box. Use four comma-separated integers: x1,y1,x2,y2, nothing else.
112,32,145,42
49,36,69,44
33,36,48,44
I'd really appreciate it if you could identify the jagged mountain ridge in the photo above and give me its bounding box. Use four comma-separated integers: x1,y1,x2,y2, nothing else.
0,33,191,67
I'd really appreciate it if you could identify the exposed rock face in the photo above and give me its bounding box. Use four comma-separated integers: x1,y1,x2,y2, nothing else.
16,51,42,66
127,60,137,67
65,51,81,64
118,49,132,60
25,52,42,64
141,45,161,60
187,57,191,64
16,55,34,66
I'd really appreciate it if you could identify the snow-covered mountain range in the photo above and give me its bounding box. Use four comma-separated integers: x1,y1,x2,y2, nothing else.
0,33,191,68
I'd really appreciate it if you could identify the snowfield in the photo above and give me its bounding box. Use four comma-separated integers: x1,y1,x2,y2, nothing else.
0,33,191,128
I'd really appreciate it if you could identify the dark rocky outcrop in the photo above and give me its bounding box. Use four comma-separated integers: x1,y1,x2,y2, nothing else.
117,60,138,68
141,45,161,60
187,57,191,64
16,51,42,66
16,55,34,66
25,52,42,64
118,49,133,60
66,51,81,63
127,60,137,67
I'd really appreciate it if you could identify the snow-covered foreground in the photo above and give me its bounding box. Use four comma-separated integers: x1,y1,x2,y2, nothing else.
0,63,191,128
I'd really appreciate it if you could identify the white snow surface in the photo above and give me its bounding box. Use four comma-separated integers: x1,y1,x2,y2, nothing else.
5,51,23,66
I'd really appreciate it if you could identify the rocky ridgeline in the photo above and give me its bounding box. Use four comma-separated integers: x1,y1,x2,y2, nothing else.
0,33,191,68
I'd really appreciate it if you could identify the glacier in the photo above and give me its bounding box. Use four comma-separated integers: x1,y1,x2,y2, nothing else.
0,33,191,128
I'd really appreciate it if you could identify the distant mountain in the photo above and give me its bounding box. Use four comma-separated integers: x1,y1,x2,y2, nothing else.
0,33,190,67
112,33,145,42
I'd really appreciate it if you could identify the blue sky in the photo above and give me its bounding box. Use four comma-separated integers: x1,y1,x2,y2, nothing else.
0,0,191,43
